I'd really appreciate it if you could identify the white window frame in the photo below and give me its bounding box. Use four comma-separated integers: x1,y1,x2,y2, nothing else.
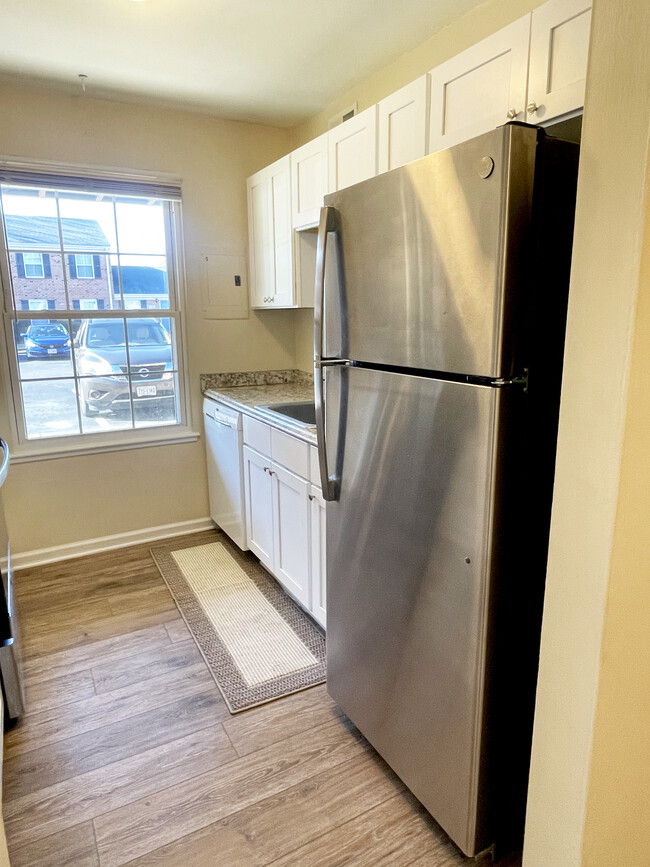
0,164,198,461
23,252,44,278
75,253,95,279
79,298,98,310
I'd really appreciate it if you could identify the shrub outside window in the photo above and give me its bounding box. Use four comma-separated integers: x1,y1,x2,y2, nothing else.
0,166,190,450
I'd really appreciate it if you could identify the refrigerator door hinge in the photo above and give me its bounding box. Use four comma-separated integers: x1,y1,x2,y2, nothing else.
493,369,529,392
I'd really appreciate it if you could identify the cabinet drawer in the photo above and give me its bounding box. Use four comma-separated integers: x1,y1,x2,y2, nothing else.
271,427,309,477
243,415,271,454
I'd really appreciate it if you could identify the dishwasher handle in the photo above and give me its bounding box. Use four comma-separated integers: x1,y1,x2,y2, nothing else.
206,412,239,429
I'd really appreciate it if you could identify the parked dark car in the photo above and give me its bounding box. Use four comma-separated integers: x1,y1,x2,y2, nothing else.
75,318,175,416
24,323,71,359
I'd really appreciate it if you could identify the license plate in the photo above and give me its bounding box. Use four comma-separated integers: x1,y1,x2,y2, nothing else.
47,348,57,355
136,385,157,397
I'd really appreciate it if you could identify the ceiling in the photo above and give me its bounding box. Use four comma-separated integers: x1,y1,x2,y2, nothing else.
0,0,479,128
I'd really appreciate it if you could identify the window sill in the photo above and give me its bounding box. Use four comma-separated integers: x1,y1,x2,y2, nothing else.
10,427,201,463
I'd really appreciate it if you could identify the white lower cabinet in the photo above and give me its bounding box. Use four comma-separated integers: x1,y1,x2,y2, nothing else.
309,483,326,628
242,424,326,628
272,461,311,609
243,445,274,571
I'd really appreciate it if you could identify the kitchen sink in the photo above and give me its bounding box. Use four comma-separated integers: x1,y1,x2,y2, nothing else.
259,401,316,425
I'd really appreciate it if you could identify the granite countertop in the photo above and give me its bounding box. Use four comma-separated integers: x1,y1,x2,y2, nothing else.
202,369,317,444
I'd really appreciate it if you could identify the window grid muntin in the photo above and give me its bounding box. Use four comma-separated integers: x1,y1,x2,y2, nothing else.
0,181,184,445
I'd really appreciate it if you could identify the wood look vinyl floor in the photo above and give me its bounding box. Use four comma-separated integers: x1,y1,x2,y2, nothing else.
3,530,523,866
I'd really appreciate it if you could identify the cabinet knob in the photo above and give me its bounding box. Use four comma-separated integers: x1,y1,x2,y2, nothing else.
506,108,518,119
526,102,539,115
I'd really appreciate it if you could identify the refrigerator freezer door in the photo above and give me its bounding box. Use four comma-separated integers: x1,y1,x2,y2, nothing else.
325,364,511,855
321,124,538,378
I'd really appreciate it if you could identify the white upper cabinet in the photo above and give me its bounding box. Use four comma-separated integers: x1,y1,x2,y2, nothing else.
247,155,294,308
527,0,592,123
247,0,591,310
378,75,429,173
428,16,531,154
428,0,591,155
247,168,272,309
267,157,293,307
328,105,378,192
291,133,328,229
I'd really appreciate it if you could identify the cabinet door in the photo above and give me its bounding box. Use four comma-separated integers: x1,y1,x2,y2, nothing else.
378,75,429,173
267,155,294,307
428,15,530,154
272,461,311,609
291,133,328,229
527,0,591,124
246,167,272,309
328,105,378,193
309,484,326,629
243,445,274,571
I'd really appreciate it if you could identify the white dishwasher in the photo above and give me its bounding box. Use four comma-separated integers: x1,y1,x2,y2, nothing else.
203,397,248,550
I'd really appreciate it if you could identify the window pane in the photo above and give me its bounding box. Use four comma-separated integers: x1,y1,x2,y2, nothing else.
134,372,180,429
15,319,74,380
57,195,117,253
125,318,175,423
76,319,128,371
1,187,59,250
8,250,67,310
115,199,166,255
21,379,80,439
77,377,134,432
112,254,170,311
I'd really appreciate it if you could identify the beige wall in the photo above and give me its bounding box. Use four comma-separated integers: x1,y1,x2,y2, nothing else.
580,160,650,866
523,0,650,864
0,83,293,553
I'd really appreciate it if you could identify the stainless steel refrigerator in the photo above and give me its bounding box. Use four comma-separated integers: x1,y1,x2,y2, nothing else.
314,123,579,857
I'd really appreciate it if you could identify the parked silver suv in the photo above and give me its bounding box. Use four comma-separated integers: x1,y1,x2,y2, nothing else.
75,318,175,417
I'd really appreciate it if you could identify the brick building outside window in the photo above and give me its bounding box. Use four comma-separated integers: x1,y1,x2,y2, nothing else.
5,215,112,315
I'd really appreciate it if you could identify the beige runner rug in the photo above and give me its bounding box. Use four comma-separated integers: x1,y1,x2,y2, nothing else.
150,534,326,713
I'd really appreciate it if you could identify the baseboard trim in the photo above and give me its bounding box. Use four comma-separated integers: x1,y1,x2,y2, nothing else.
12,518,216,570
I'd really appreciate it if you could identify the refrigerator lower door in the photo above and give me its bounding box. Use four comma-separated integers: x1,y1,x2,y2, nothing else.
325,364,523,856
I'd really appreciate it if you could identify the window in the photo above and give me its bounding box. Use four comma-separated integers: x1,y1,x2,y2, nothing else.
74,254,95,279
23,252,44,278
0,166,191,451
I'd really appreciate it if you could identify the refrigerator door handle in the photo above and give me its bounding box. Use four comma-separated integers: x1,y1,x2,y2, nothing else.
315,205,346,502
315,360,343,502
314,205,342,365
